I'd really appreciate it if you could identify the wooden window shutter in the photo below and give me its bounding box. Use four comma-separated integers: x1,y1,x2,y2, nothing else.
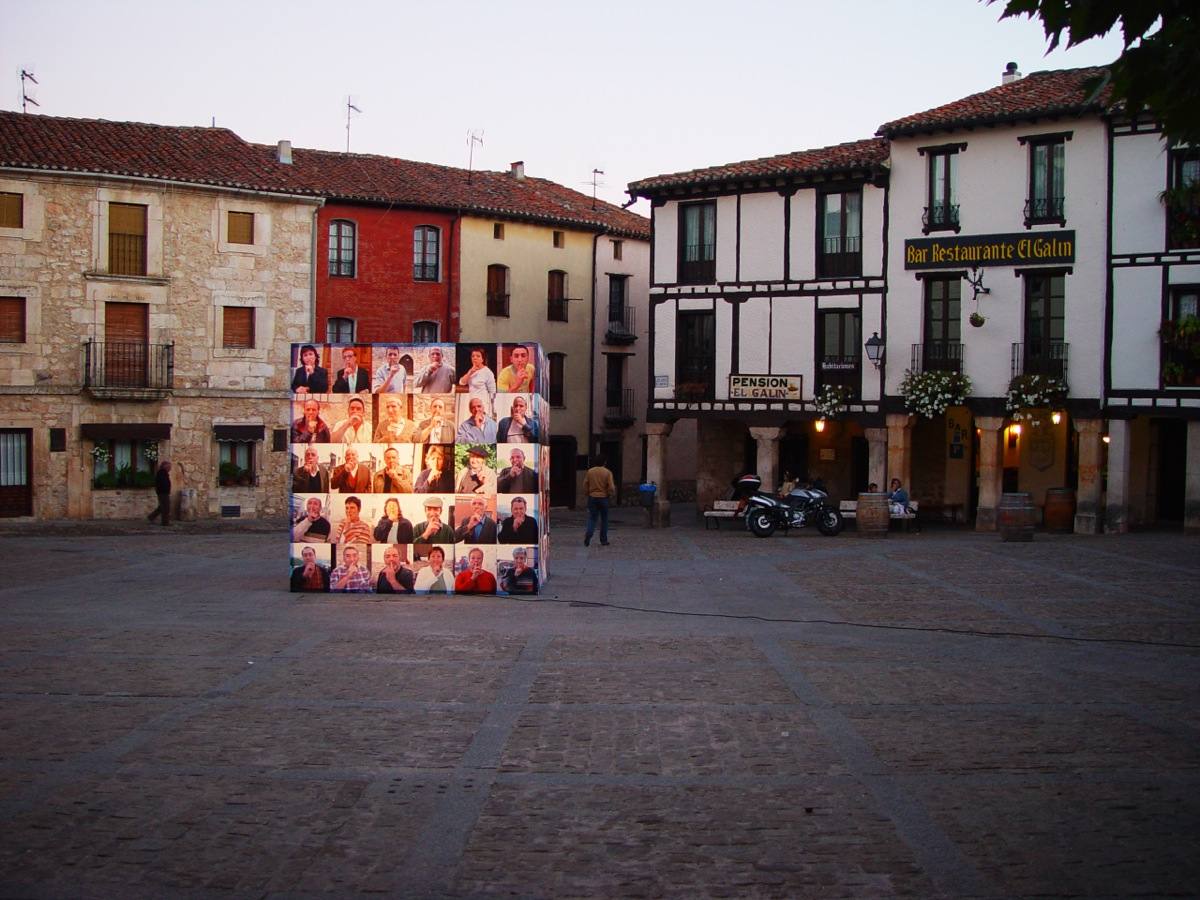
0,297,25,342
228,211,254,245
109,203,146,236
0,192,22,228
223,306,254,348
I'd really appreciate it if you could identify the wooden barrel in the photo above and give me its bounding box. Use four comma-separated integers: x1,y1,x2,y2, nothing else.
1043,488,1076,533
997,492,1036,542
856,493,889,538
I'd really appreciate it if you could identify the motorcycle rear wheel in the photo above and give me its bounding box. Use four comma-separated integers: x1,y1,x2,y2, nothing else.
817,507,844,536
747,509,776,538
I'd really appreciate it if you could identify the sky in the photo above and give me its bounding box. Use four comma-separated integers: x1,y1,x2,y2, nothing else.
2,0,1127,215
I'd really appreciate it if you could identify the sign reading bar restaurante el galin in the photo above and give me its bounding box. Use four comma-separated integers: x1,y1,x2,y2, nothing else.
904,231,1075,270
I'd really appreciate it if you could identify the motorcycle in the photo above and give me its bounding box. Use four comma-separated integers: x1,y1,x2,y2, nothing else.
744,484,844,538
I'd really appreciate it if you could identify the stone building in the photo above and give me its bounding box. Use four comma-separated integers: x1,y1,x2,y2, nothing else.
0,113,321,520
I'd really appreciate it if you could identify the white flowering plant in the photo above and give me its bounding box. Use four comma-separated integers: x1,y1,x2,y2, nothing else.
898,370,972,418
142,441,159,463
90,444,111,466
814,384,853,419
1006,374,1068,423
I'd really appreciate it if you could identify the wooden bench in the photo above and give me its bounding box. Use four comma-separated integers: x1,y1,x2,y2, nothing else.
839,499,920,532
703,500,742,529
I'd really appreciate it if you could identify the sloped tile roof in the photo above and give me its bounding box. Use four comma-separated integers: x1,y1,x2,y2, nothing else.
628,137,889,197
0,111,649,239
877,66,1112,138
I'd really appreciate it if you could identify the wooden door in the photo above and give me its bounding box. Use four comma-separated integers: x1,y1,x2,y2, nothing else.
105,302,148,387
0,429,32,517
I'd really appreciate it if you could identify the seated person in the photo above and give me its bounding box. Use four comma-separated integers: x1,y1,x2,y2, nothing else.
375,544,415,595
456,445,497,495
500,547,539,594
292,496,331,543
496,395,538,443
329,544,371,592
373,497,414,544
331,447,372,493
497,496,539,544
456,397,498,443
414,546,451,593
888,477,911,515
454,547,497,594
293,446,328,493
454,496,498,543
332,495,373,545
496,447,538,494
373,446,413,494
375,396,416,442
331,396,372,444
413,496,455,545
291,344,329,394
292,398,332,444
414,444,454,493
290,545,330,592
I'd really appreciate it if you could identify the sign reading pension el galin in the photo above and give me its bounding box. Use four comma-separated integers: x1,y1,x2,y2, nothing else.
288,342,549,597
904,231,1076,270
729,374,803,400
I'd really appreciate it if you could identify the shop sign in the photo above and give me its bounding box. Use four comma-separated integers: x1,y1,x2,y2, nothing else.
904,231,1075,269
729,374,802,400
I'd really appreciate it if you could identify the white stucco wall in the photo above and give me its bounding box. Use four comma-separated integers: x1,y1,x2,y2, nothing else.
715,196,738,284
653,204,677,284
1112,133,1168,255
738,297,771,373
738,193,785,282
788,192,817,282
1111,266,1163,390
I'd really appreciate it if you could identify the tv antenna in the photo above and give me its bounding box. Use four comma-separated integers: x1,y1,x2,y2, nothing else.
20,69,39,113
345,96,362,153
588,169,605,209
467,130,484,182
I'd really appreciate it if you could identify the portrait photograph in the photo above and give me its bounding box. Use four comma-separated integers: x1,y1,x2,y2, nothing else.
411,544,455,593
329,492,377,546
291,395,336,445
494,393,538,444
373,495,416,545
290,493,332,543
410,344,457,394
328,443,378,494
291,343,331,395
373,393,417,442
455,344,498,417
370,344,414,395
495,442,539,495
329,542,372,593
412,442,455,493
407,493,456,552
454,443,498,496
372,443,418,494
289,542,332,593
455,392,499,444
370,543,417,596
497,545,540,595
329,344,374,394
451,544,498,595
496,343,537,394
411,394,457,445
453,493,499,544
496,494,539,545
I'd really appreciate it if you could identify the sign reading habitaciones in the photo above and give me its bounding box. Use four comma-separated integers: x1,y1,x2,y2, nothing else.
904,231,1075,270
729,374,802,400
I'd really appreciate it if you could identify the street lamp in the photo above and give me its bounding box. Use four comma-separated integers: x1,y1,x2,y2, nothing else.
864,332,884,369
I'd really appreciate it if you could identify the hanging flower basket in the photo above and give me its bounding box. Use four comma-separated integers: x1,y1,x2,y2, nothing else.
1006,374,1068,423
969,312,986,327
90,445,111,466
898,369,972,419
814,385,853,420
143,441,159,463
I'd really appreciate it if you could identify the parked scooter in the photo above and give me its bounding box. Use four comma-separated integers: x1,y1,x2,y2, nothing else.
743,478,844,538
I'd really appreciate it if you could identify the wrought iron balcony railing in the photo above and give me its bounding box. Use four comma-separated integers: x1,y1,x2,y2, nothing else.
604,387,636,427
1011,341,1068,379
911,341,964,373
604,305,637,344
922,204,960,231
818,235,862,278
1023,196,1065,224
83,340,174,394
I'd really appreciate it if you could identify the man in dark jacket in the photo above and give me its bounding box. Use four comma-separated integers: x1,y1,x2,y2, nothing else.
147,460,172,526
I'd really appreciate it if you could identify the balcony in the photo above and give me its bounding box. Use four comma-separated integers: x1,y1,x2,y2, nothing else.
1011,341,1068,380
1023,196,1065,226
817,236,861,278
678,249,715,285
108,233,146,276
817,354,860,397
83,340,174,400
922,203,960,233
911,341,964,373
604,305,637,345
487,292,509,317
603,387,636,428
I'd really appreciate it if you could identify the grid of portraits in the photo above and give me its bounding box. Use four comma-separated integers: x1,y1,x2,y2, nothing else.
288,342,548,596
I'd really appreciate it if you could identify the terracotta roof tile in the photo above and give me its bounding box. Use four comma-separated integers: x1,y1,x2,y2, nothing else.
628,137,889,196
876,66,1112,138
0,111,649,239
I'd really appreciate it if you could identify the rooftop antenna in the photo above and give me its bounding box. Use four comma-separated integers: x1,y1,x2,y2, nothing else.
589,169,605,209
345,96,362,153
20,69,39,113
467,130,484,182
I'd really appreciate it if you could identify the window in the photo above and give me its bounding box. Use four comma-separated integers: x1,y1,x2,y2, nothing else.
326,317,355,343
678,201,716,284
611,238,623,260
0,297,25,343
552,230,565,248
1026,137,1066,224
925,150,959,232
108,202,147,276
1167,147,1200,250
675,310,715,401
1162,286,1200,385
607,275,628,324
487,264,510,317
818,190,862,278
218,440,255,484
0,192,22,229
413,226,440,281
922,277,962,372
227,211,254,245
222,306,255,349
548,352,565,406
605,354,626,409
548,270,568,322
93,440,155,489
1022,273,1066,377
817,310,861,396
412,320,439,342
494,223,505,240
329,220,356,276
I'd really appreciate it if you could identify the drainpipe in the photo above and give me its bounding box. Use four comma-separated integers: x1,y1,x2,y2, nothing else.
589,228,608,460
447,209,461,340
310,203,323,341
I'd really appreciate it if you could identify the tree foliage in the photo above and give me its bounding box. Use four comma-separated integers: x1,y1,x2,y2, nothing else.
989,1,1200,143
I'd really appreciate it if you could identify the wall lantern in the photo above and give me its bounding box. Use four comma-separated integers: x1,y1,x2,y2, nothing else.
814,418,826,433
1102,434,1111,444
1010,423,1022,436
864,332,885,369
1051,411,1062,426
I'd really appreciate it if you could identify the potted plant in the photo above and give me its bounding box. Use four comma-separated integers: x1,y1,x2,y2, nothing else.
898,369,972,418
969,312,986,328
93,471,118,490
1006,373,1069,424
814,384,853,420
219,461,242,486
115,463,134,488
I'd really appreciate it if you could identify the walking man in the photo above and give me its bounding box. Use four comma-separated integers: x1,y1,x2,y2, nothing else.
147,460,172,526
583,455,615,547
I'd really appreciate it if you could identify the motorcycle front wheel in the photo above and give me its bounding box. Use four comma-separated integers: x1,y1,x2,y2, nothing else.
747,509,776,538
816,507,844,536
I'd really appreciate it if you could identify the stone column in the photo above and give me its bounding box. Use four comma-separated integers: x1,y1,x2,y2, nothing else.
1186,421,1200,534
644,421,674,528
865,427,888,491
1104,418,1132,533
1073,418,1104,535
975,416,1005,531
885,414,913,490
748,426,785,494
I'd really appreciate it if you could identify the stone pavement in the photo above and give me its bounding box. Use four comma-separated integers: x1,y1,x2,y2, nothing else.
0,509,1197,898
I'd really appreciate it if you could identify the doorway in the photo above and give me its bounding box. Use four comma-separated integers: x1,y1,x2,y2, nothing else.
1155,418,1186,522
0,429,32,517
549,436,577,508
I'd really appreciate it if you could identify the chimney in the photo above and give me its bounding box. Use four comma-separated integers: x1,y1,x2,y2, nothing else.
510,160,525,180
1002,62,1022,85
276,140,293,165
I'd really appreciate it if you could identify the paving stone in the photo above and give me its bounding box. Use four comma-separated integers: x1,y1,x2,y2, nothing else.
528,663,797,705
234,659,511,704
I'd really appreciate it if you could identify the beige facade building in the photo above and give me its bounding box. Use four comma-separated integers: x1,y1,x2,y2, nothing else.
0,113,321,520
